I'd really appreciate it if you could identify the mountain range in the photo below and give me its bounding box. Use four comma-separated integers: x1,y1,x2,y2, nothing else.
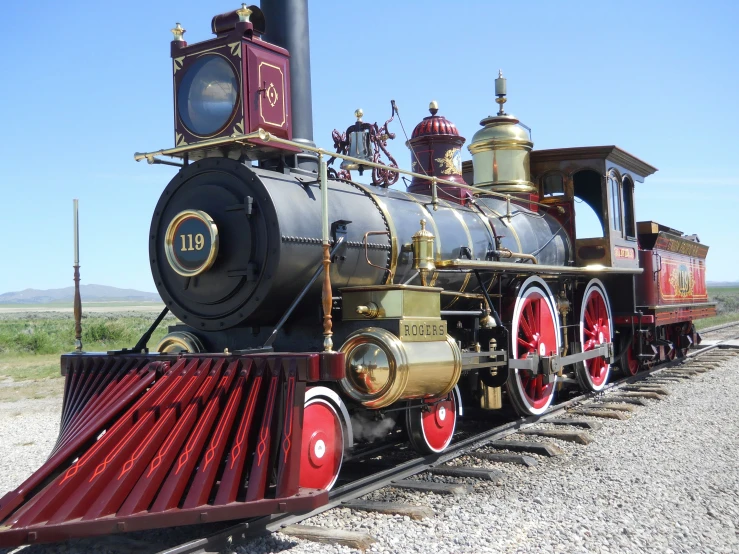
0,285,161,304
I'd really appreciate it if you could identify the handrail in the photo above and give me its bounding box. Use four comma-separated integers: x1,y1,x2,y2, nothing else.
133,128,555,210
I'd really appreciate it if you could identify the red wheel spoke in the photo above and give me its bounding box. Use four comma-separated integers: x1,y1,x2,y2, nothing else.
518,337,535,351
525,303,536,334
585,308,596,329
519,316,534,340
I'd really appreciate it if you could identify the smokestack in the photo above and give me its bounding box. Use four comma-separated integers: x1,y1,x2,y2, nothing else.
261,0,317,172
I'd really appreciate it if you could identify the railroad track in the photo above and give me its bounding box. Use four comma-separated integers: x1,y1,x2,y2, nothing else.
154,329,739,554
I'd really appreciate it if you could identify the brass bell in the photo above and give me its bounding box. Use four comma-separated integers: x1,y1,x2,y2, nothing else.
341,109,373,174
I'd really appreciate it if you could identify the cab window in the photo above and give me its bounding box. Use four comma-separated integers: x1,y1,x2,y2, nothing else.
573,169,605,238
542,172,565,197
608,170,622,234
622,176,636,238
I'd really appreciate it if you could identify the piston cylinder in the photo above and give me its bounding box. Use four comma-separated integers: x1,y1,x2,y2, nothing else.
339,327,462,409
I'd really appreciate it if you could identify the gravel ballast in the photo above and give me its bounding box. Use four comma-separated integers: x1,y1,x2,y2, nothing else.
241,353,739,554
1,352,737,553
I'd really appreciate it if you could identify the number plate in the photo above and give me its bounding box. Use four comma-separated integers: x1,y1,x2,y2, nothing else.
164,210,219,277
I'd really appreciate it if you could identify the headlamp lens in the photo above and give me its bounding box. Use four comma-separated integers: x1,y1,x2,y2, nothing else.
178,55,238,136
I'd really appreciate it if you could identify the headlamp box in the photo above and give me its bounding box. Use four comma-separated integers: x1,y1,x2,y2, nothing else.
170,5,292,149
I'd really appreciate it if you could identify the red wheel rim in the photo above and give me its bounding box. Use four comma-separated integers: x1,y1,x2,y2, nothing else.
625,342,639,376
300,399,343,490
581,287,611,386
513,290,557,410
420,393,456,453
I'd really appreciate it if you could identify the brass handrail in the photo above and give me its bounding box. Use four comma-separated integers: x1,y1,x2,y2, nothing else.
134,128,554,210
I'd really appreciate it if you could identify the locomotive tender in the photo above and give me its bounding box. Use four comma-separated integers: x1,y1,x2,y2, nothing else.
0,0,716,546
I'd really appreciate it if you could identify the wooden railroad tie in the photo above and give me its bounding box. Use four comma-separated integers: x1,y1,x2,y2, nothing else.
569,408,629,420
392,479,473,496
469,451,538,467
428,465,504,483
518,428,592,445
592,402,639,412
343,500,434,520
488,440,564,457
621,385,671,395
547,418,603,430
281,524,377,551
659,372,695,380
619,391,662,400
603,396,648,406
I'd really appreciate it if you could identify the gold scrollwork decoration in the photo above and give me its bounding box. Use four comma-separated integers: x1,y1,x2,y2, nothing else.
229,42,241,57
434,148,461,175
173,57,185,73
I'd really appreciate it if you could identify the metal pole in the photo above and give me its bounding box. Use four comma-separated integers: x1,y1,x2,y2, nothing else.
319,155,333,352
73,199,82,352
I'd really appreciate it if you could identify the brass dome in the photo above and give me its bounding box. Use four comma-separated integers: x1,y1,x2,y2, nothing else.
468,114,532,152
467,113,536,194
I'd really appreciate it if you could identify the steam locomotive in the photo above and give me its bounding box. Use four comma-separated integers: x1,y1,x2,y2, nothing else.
0,1,715,546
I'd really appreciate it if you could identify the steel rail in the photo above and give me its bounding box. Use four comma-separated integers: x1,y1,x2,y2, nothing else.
156,338,738,554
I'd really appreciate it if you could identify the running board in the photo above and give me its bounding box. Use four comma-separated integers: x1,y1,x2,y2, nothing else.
0,352,343,548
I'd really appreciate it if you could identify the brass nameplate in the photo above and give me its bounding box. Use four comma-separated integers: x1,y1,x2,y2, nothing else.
398,319,447,342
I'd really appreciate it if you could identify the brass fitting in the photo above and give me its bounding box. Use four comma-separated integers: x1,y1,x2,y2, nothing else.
356,302,381,318
412,219,436,286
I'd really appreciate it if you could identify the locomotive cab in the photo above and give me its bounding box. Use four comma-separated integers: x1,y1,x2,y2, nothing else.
529,145,657,269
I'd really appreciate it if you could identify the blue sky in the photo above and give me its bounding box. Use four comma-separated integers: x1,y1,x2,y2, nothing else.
1,0,737,293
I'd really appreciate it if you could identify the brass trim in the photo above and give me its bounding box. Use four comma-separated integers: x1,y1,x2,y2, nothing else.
164,209,220,277
156,331,204,353
351,184,398,285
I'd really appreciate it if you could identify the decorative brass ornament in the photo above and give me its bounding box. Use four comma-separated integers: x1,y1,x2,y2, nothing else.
435,148,462,175
236,3,252,22
164,210,219,277
171,22,186,42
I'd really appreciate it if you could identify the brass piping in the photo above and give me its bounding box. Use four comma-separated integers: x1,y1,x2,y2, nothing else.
351,183,398,285
134,131,263,162
495,247,538,264
436,259,644,275
441,290,486,300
